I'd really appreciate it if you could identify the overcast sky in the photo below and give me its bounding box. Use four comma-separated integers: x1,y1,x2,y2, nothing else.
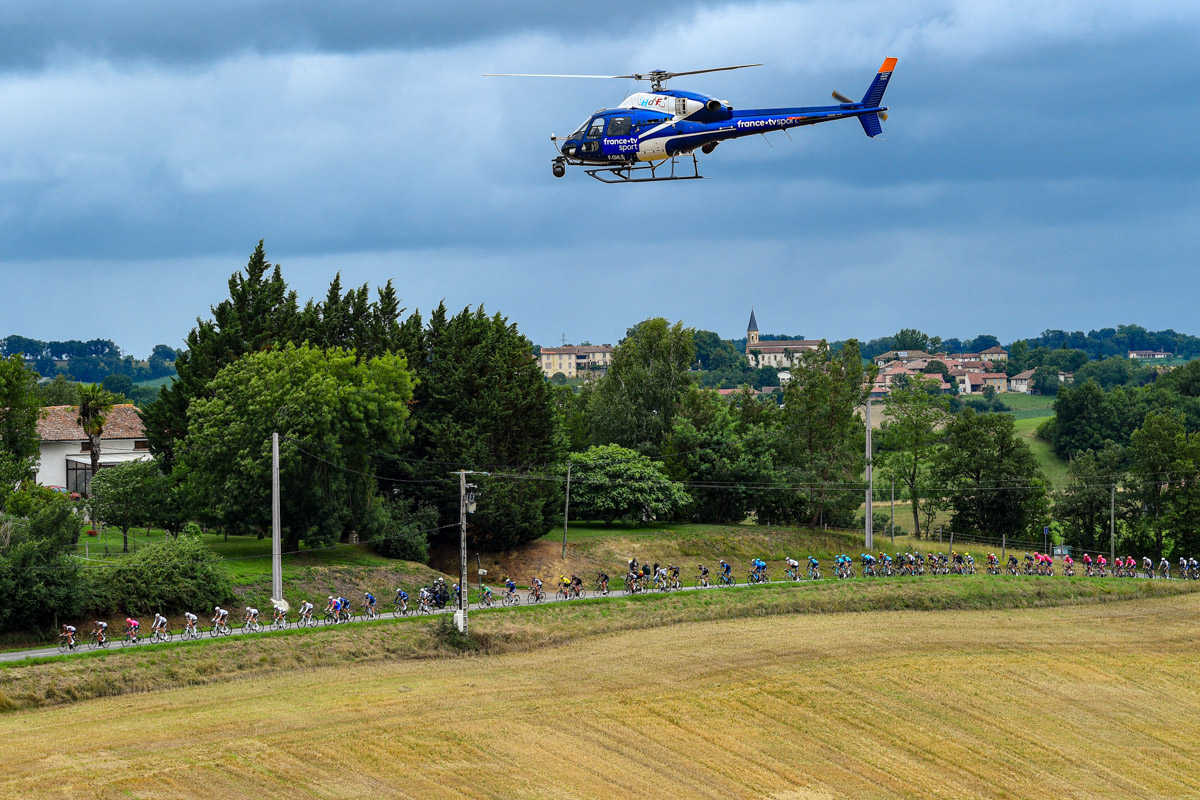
1,0,1197,356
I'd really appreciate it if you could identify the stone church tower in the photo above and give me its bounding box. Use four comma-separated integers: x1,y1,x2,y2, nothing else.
746,309,759,354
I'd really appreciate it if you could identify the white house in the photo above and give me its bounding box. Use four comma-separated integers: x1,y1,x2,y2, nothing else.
1009,369,1036,394
35,404,152,495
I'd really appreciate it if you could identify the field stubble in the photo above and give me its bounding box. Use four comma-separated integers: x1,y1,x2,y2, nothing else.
2,585,1200,797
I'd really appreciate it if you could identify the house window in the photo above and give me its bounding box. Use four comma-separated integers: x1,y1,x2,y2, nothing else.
80,441,92,453
134,440,150,451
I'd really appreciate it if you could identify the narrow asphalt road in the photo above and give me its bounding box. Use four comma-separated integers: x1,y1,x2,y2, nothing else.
0,570,1174,663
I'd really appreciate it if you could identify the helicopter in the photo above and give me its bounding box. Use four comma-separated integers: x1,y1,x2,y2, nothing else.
485,58,897,183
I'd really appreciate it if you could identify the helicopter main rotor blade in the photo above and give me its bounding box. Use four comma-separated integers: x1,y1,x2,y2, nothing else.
483,73,627,79
656,64,762,80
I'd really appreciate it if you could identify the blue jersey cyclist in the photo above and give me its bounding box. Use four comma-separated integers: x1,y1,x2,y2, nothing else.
364,592,376,611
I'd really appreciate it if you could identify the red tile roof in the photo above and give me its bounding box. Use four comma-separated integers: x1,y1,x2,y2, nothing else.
37,404,147,442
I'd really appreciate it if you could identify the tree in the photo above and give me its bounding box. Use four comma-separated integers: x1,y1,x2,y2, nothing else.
1054,444,1124,553
88,459,164,553
101,373,134,397
967,335,1001,353
1031,365,1060,396
0,354,41,485
568,445,689,524
932,409,1048,538
880,375,949,537
1125,410,1198,559
179,344,414,550
922,359,951,382
0,496,85,632
75,383,115,490
662,387,777,523
891,329,931,352
32,374,80,406
1007,340,1029,371
587,318,695,455
762,341,871,527
404,304,560,551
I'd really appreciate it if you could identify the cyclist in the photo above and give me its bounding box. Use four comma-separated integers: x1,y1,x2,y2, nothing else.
125,617,140,642
183,611,198,635
365,590,377,612
1142,556,1153,577
418,586,433,611
965,553,975,570
393,588,409,612
212,606,229,629
452,584,462,605
668,564,680,586
1159,557,1170,578
1126,556,1137,576
597,570,610,595
720,559,732,583
92,619,108,645
570,573,584,596
1097,554,1108,575
655,563,669,589
1082,553,1093,575
558,574,571,596
61,624,77,650
504,577,518,601
339,595,351,619
298,600,314,622
531,576,544,600
807,555,820,579
696,564,709,587
1189,557,1198,577
628,557,639,577
152,612,168,637
244,606,260,627
480,583,494,604
1063,554,1075,575
785,557,800,579
325,595,338,617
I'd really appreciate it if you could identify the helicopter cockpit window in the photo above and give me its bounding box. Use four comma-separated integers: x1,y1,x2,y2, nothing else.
608,117,632,137
586,118,606,138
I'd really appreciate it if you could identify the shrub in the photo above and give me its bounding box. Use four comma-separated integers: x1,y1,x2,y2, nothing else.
92,534,232,615
367,500,436,563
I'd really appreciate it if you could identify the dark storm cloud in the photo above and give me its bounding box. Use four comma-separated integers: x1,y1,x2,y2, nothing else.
0,0,720,71
1,0,1198,354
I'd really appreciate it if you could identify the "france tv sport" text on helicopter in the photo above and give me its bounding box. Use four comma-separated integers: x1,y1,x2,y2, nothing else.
485,58,897,183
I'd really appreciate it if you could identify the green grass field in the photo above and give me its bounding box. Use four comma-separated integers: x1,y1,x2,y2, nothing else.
1014,415,1069,486
4,586,1200,797
999,391,1057,418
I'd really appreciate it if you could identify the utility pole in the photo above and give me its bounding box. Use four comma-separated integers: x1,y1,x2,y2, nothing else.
1110,483,1116,563
562,462,572,559
890,475,895,545
271,432,282,603
865,398,873,551
453,471,487,636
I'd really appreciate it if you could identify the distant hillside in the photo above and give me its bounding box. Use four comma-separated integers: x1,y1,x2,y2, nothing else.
1,334,177,383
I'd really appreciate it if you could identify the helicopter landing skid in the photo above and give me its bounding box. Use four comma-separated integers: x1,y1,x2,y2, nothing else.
583,154,704,184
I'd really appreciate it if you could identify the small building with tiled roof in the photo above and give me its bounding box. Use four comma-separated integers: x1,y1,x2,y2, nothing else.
1009,369,1037,394
537,344,613,379
980,346,1009,361
35,404,151,495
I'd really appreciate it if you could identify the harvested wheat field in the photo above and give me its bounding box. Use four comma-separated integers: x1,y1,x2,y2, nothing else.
4,594,1200,799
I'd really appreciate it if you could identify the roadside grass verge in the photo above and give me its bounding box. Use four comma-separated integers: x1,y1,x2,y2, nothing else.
2,574,1194,714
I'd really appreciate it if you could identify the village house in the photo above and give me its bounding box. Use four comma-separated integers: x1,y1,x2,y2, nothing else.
35,404,152,495
1009,369,1036,394
537,344,613,379
1128,350,1171,360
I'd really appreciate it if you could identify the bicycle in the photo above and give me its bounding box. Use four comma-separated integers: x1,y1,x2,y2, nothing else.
806,566,821,581
271,611,290,631
57,633,76,653
241,618,263,634
392,600,412,617
569,585,588,599
717,572,735,587
695,573,712,589
209,620,232,637
527,588,545,604
476,592,495,609
594,579,611,596
784,566,800,582
295,611,317,628
121,628,141,646
88,630,110,650
362,604,380,621
747,571,769,585
181,623,202,641
502,589,522,607
149,627,173,644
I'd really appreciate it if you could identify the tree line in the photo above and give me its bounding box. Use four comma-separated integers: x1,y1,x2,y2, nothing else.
0,335,178,384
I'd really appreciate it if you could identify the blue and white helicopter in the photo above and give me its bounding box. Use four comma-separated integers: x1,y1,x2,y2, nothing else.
486,58,897,183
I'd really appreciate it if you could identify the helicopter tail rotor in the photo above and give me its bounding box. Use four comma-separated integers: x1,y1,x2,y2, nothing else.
831,91,854,104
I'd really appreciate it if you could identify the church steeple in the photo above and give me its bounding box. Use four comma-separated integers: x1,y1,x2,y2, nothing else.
746,309,759,350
